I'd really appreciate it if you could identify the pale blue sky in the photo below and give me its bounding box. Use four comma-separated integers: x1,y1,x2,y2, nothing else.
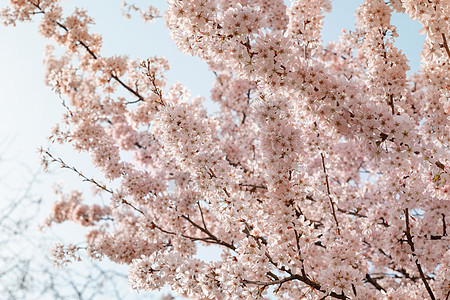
0,0,424,298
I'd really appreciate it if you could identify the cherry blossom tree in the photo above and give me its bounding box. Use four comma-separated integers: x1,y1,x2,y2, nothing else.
2,0,449,299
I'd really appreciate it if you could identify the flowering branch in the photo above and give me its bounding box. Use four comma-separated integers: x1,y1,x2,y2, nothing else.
364,274,386,293
442,33,450,59
320,153,340,234
181,215,236,251
243,273,348,300
404,209,436,300
41,149,145,216
148,220,234,249
29,0,146,103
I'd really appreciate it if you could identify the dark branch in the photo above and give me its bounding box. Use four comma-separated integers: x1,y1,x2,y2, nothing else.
405,209,436,300
442,33,450,59
365,274,386,292
181,215,236,251
243,273,348,299
321,153,340,234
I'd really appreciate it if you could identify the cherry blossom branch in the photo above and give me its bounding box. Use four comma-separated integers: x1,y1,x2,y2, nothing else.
197,201,208,230
371,270,420,282
387,94,394,115
242,273,348,299
241,88,252,125
320,153,340,234
442,33,450,59
148,220,232,248
29,1,98,59
41,149,145,216
337,208,367,218
139,59,165,105
238,183,267,193
239,219,349,299
365,274,386,293
149,216,237,250
442,213,448,237
181,215,236,251
376,248,431,283
404,209,436,300
29,1,146,103
242,274,301,290
111,74,144,102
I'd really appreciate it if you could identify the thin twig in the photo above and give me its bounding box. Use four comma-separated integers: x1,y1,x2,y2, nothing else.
197,201,208,230
321,153,340,234
150,221,232,248
243,274,301,288
42,150,145,216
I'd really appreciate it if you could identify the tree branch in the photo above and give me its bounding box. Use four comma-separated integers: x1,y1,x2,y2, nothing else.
442,33,450,59
29,1,146,104
181,215,236,251
321,153,340,234
41,149,146,216
405,209,436,300
365,274,386,292
243,273,348,299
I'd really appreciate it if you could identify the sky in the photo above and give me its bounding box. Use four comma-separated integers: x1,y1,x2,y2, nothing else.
0,0,424,299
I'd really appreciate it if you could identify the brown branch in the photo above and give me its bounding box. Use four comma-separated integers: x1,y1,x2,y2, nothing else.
365,274,386,292
239,183,267,189
442,33,450,59
29,1,146,104
388,94,394,115
243,274,299,287
404,209,415,252
405,209,436,300
197,201,208,230
243,273,348,299
181,215,236,251
442,214,447,237
111,74,144,102
238,183,268,193
395,268,419,282
149,221,232,248
321,153,340,234
239,218,348,299
337,207,367,218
